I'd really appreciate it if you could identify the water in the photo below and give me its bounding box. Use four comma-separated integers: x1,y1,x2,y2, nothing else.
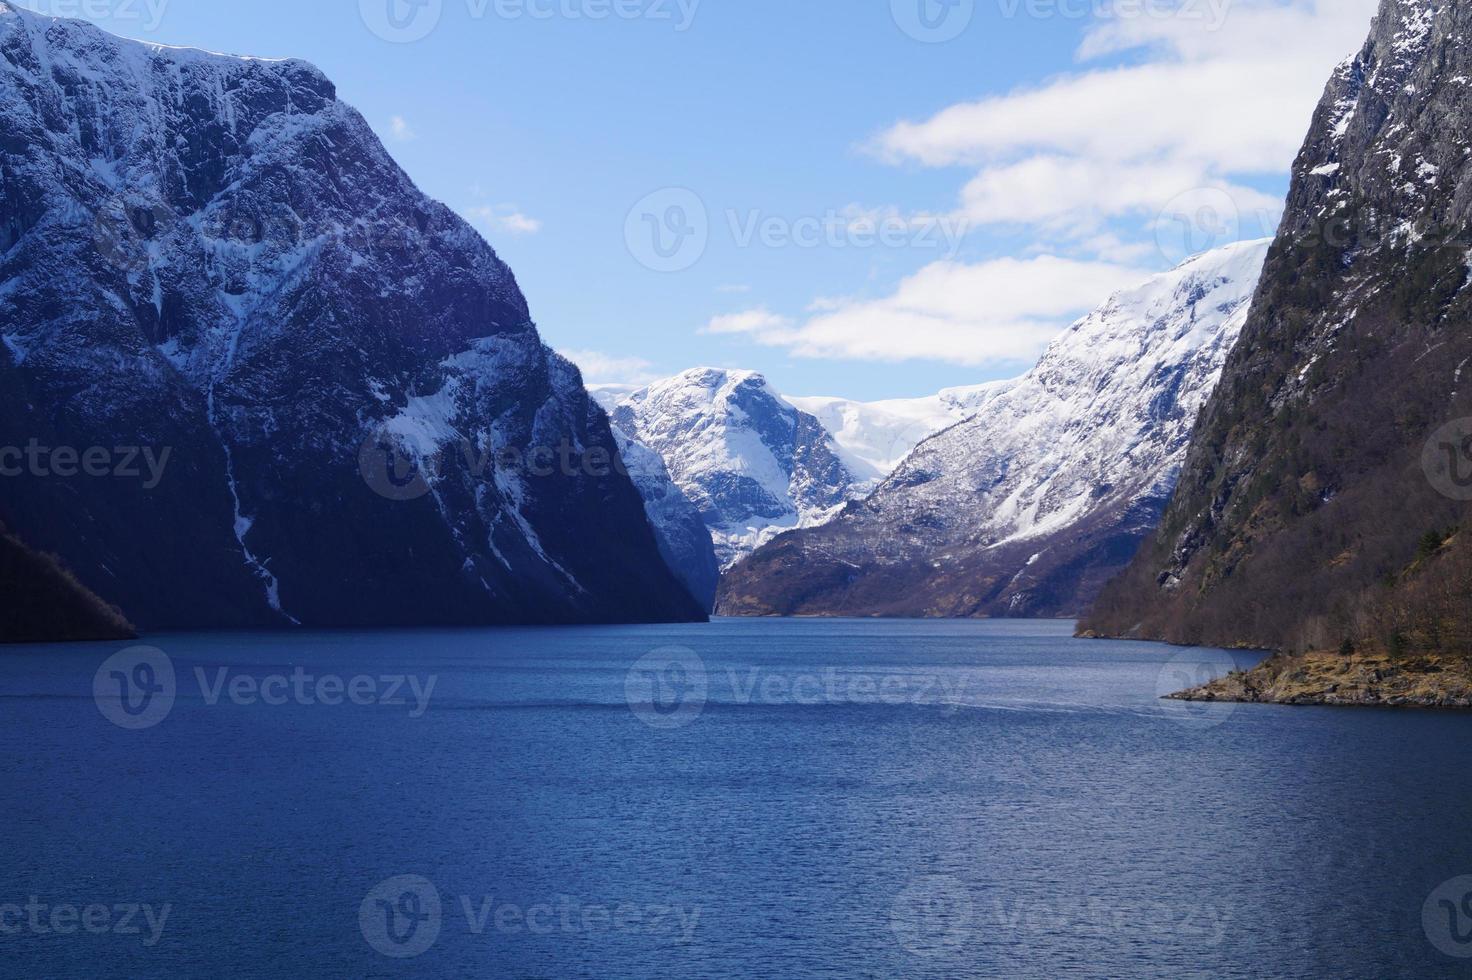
2,618,1471,978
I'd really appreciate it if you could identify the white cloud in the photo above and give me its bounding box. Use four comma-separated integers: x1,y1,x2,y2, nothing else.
559,349,659,386
389,116,416,142
873,0,1378,240
705,256,1147,367
696,3,1382,373
703,308,794,340
466,205,543,236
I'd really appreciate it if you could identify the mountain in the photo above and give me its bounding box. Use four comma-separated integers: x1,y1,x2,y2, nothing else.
591,370,1000,579
0,522,134,644
594,369,866,567
786,383,1014,486
602,425,721,610
0,4,704,629
1082,0,1472,658
718,240,1270,619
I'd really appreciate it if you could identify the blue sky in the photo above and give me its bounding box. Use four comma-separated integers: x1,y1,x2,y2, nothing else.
21,0,1377,399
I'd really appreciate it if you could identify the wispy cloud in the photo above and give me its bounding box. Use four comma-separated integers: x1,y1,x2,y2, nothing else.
704,257,1147,367
701,2,1377,371
389,115,416,142
466,205,543,237
559,349,659,386
872,0,1378,245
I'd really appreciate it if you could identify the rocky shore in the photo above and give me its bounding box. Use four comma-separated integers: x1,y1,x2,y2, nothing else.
1170,652,1472,709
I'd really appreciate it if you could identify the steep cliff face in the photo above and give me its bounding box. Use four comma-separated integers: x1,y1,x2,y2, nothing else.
718,241,1268,619
1083,0,1472,652
0,4,704,628
602,425,721,610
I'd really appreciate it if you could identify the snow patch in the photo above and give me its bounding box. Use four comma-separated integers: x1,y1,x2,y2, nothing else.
1,333,27,364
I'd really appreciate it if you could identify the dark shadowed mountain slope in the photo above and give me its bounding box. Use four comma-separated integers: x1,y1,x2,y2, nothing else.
0,4,703,629
718,241,1268,619
0,521,134,643
1082,0,1472,653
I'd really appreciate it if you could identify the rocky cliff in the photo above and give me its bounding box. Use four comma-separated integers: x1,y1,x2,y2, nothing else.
1082,0,1472,655
0,4,704,629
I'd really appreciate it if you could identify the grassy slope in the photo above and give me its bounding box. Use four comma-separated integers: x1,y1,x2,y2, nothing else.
0,522,135,644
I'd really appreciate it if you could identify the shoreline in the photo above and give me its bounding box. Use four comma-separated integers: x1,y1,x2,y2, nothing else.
1169,650,1472,709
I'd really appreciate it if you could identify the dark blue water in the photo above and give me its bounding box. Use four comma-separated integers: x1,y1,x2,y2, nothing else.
2,618,1471,978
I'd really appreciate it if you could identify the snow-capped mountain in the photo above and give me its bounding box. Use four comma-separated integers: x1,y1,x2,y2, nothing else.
718,239,1271,618
590,370,1006,572
786,383,1013,485
594,369,863,567
0,4,704,628
1086,0,1472,652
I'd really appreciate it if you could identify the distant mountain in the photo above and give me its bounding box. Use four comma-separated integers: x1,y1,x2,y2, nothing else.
591,369,1003,581
719,240,1270,619
786,383,1014,487
0,4,704,629
1083,0,1472,657
594,369,862,568
0,522,134,644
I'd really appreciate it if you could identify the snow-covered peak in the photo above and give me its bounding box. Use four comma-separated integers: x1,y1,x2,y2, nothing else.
1038,238,1270,381
787,380,1015,483
601,368,859,567
719,239,1271,618
0,1,304,67
888,238,1272,547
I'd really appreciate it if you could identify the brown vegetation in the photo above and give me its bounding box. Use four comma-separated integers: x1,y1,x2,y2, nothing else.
0,522,135,644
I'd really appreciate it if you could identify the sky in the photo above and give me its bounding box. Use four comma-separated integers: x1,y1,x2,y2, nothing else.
19,0,1380,399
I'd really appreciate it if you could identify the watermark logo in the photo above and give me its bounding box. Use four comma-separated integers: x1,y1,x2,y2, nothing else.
625,188,709,273
892,0,973,42
92,197,179,275
0,441,171,489
360,0,444,43
625,646,708,729
360,0,699,40
358,430,442,502
359,877,700,956
1155,649,1239,729
890,879,1232,958
995,0,1234,29
360,875,443,959
0,898,170,946
357,429,627,502
625,653,973,730
24,0,169,32
1154,187,1244,266
890,875,974,957
94,646,438,729
624,191,967,272
93,646,176,731
1424,876,1472,958
1422,418,1472,501
881,417,947,474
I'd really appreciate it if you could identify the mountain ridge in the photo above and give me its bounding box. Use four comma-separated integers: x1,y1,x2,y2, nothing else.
717,239,1270,620
0,3,705,630
1081,0,1472,656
